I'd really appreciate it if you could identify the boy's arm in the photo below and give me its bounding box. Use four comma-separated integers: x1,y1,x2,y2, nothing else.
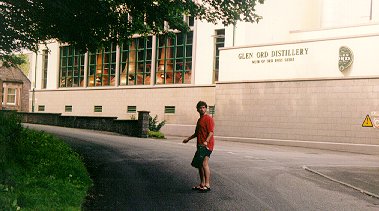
183,133,196,143
203,132,213,147
204,117,214,147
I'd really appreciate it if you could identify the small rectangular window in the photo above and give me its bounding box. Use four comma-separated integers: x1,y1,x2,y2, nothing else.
1,87,4,105
65,105,72,112
94,105,102,112
208,106,215,115
165,106,175,114
38,105,45,111
127,106,137,113
42,49,48,89
213,29,225,82
6,88,16,105
186,15,195,27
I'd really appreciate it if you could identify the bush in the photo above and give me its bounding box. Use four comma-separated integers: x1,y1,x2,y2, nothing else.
149,115,166,132
0,111,22,210
0,111,92,210
148,130,165,139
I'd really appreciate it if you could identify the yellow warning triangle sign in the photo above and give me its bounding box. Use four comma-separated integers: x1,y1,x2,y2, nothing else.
362,115,373,127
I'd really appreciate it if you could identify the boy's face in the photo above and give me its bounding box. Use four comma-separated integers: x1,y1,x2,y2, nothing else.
197,105,207,115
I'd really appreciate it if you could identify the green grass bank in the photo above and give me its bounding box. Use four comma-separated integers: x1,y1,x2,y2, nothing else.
0,111,92,210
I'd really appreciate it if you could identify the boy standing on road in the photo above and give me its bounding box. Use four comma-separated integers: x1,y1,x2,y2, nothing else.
183,101,214,192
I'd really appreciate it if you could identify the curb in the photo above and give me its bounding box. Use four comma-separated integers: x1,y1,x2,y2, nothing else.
303,166,379,199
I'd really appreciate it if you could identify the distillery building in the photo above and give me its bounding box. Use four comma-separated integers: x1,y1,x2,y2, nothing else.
28,0,379,154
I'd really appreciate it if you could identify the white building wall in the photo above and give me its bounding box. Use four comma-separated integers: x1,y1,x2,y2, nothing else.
35,50,43,90
231,0,323,46
321,0,373,27
193,21,223,85
29,42,61,90
46,43,60,90
373,0,379,20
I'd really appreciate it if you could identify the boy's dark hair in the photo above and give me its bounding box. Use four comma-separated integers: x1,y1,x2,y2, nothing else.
196,101,207,109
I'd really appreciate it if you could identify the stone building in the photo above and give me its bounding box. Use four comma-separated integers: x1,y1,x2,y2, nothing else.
0,65,31,112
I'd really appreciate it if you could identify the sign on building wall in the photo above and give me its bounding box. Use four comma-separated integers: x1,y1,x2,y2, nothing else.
338,46,354,72
219,35,379,82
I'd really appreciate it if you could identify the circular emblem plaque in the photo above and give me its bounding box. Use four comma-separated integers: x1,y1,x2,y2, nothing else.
338,46,354,72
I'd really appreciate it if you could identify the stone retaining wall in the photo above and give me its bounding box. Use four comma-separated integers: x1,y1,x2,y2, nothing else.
6,111,150,137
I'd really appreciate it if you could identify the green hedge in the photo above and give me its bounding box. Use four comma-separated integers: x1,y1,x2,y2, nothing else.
0,111,92,210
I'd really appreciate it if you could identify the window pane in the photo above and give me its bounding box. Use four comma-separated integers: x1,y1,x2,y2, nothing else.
186,46,192,57
176,46,184,58
187,32,193,44
177,35,184,45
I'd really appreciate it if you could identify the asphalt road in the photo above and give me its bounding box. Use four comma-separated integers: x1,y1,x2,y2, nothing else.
24,124,379,211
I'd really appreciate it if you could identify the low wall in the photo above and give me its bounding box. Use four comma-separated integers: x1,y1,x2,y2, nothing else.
13,111,150,137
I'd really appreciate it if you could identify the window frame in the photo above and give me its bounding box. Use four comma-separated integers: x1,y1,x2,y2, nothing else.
38,105,45,111
155,31,193,85
164,106,176,114
42,49,49,89
127,105,137,113
213,29,225,83
94,105,103,112
88,44,117,87
6,88,17,105
59,46,85,88
65,105,73,112
119,37,153,86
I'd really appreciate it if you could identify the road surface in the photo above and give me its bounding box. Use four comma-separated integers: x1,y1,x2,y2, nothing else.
24,124,379,211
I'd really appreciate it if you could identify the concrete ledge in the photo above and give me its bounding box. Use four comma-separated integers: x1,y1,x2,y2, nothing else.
215,136,379,155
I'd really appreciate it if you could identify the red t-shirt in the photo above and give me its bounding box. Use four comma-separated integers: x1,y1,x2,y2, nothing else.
195,114,215,151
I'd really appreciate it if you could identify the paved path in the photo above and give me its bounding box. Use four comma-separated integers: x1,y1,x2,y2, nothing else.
24,124,379,211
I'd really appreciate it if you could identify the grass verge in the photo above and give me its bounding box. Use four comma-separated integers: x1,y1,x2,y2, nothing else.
0,111,92,210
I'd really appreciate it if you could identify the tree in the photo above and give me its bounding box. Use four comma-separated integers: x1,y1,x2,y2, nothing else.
0,0,264,63
0,54,27,67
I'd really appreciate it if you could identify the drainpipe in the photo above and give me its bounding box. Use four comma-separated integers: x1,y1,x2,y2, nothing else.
32,51,37,112
232,23,236,47
370,0,373,21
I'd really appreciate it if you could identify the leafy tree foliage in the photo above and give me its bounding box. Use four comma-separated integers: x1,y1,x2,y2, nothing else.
0,54,27,67
0,0,264,62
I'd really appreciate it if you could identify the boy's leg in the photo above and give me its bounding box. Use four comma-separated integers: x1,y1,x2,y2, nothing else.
202,156,211,187
199,167,205,186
